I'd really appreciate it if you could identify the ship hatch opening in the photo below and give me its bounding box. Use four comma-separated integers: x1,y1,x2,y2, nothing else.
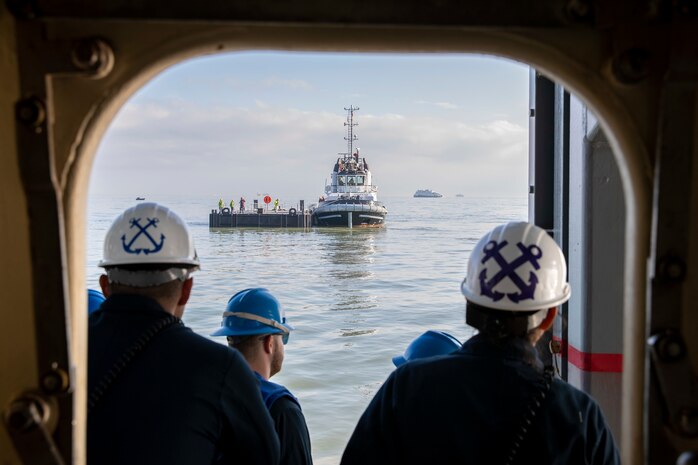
86,51,625,462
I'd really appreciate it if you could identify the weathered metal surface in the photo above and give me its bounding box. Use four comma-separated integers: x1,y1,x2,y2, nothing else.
647,24,698,462
7,1,698,464
8,0,576,26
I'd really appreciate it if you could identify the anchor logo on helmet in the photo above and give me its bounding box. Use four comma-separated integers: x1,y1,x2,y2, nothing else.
478,240,542,303
121,217,165,255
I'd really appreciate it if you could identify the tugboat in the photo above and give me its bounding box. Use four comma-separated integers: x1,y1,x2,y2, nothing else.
311,106,388,227
413,189,443,198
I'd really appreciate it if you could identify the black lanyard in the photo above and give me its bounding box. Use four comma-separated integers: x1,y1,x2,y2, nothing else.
88,315,182,413
504,367,554,465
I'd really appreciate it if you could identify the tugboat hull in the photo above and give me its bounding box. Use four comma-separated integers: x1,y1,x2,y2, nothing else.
312,202,387,227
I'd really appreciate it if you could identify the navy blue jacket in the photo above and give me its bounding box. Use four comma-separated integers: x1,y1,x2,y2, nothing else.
88,294,280,465
256,373,313,465
341,334,620,465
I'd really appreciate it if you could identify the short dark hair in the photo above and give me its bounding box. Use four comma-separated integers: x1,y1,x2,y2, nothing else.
227,334,269,358
109,278,184,301
466,301,541,339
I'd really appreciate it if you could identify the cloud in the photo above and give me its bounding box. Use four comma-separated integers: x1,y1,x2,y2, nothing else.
415,100,459,110
92,100,528,199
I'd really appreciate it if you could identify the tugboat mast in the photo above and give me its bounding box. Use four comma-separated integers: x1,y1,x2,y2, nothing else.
342,105,359,161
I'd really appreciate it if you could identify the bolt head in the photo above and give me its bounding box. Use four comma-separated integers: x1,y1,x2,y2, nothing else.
5,400,39,433
656,333,686,362
612,48,651,85
41,368,70,394
72,40,100,69
71,38,114,78
657,256,686,282
15,97,46,127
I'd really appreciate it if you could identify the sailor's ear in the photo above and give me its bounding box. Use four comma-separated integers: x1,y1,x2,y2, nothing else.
178,278,193,306
262,334,275,354
539,307,558,332
99,274,110,297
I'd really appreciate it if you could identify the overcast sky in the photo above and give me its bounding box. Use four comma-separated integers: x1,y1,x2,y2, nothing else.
90,52,530,201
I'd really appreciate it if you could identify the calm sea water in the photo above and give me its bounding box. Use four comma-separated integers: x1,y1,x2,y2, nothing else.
86,194,527,464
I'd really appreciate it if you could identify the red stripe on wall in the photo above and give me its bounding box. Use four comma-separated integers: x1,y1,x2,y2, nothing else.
552,336,623,373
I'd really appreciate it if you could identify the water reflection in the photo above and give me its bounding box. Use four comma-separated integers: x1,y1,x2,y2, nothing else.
316,229,383,339
207,228,305,259
318,229,377,270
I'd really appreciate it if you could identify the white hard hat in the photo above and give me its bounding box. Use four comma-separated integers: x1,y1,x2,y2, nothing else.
99,202,200,268
461,222,570,312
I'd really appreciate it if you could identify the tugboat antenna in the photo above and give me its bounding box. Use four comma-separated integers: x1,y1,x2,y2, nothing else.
343,106,359,161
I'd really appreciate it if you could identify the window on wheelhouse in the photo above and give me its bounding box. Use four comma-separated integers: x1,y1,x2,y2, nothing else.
337,175,366,189
342,175,365,186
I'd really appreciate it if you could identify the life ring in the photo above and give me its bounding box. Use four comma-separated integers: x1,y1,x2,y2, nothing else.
221,207,231,214
289,208,297,216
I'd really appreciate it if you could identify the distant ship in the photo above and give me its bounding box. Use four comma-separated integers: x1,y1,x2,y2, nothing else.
456,194,464,197
414,189,443,198
136,197,145,200
311,106,387,227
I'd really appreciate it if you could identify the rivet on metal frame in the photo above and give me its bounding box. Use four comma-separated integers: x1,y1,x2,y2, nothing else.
612,48,650,85
657,255,687,282
41,366,71,395
15,96,46,130
71,38,115,78
651,330,686,362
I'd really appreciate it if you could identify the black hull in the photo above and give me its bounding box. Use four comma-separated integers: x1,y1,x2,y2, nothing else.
312,210,386,227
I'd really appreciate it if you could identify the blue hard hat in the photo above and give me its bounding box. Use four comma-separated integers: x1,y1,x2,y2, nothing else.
211,288,294,337
392,330,462,367
88,289,106,314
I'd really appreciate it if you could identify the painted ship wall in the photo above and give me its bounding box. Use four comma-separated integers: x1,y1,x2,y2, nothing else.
530,73,624,439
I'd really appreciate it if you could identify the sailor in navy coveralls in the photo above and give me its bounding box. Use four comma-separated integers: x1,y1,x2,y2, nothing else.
88,203,279,465
341,222,620,465
213,288,313,465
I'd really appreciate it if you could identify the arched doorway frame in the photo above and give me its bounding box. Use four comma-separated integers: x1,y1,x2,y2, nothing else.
8,18,660,465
